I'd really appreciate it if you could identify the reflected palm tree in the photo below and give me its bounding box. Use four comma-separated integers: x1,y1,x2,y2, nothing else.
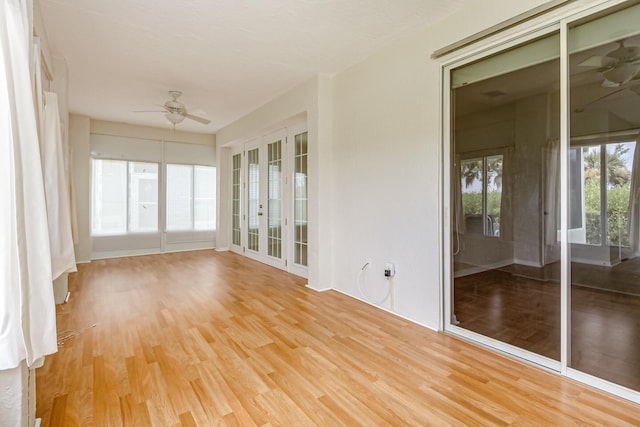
584,143,631,186
461,157,503,190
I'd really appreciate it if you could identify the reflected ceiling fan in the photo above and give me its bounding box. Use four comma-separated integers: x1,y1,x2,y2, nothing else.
135,91,210,126
578,40,640,87
574,40,640,111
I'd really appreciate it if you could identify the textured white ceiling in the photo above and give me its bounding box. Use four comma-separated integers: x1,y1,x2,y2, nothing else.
39,0,466,133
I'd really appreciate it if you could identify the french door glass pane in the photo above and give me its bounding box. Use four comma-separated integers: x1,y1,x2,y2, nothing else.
294,132,308,266
451,31,561,360
568,2,640,392
247,148,260,252
267,140,282,259
232,154,241,246
166,164,193,230
92,159,127,234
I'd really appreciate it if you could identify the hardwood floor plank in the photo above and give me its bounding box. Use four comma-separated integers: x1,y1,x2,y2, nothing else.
178,411,197,427
254,388,316,426
36,250,640,426
49,394,67,427
144,363,180,426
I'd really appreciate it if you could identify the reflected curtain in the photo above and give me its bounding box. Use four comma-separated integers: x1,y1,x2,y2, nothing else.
628,141,640,257
0,0,57,369
499,147,514,241
452,155,466,247
544,138,560,246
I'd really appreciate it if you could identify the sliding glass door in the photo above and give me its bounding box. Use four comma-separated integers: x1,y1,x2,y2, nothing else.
449,30,562,365
568,3,640,392
445,0,640,401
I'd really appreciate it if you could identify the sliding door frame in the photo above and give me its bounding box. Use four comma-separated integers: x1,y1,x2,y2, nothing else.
441,0,640,404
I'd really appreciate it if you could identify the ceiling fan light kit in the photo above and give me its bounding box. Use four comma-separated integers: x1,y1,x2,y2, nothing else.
604,62,639,85
165,111,185,124
134,90,211,127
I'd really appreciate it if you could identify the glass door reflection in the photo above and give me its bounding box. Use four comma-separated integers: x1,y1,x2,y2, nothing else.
568,3,640,391
451,31,562,360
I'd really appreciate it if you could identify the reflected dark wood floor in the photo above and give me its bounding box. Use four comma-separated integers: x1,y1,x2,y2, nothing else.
454,265,640,391
498,257,640,296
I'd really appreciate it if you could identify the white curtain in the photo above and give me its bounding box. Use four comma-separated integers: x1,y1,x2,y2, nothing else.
544,138,560,247
0,0,57,369
628,141,640,257
42,91,77,279
453,154,465,235
499,147,514,241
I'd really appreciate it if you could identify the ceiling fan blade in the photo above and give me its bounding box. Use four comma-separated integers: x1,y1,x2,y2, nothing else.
601,79,620,88
133,110,166,113
184,113,211,125
577,87,628,111
579,55,608,68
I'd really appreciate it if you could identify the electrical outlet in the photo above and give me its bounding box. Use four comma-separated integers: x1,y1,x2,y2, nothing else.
384,262,396,278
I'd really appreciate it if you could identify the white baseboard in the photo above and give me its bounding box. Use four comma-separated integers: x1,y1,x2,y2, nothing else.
331,288,437,332
513,258,544,268
306,284,330,292
91,248,161,260
571,256,617,267
454,259,513,278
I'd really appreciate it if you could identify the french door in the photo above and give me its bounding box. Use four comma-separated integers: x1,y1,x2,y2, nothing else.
241,131,286,269
230,125,309,277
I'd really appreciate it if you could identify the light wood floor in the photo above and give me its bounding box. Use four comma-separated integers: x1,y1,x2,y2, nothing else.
37,250,640,426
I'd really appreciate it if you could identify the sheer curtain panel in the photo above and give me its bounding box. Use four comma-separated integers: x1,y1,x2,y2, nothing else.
42,91,77,280
0,0,57,369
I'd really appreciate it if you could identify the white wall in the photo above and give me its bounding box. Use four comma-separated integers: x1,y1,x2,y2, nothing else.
329,0,551,328
70,114,91,262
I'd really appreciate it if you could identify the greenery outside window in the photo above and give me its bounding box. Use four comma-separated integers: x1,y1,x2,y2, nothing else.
461,154,503,237
573,141,635,247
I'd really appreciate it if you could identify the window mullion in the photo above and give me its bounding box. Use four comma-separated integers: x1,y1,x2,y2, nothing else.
191,166,196,230
600,145,607,246
126,161,131,232
482,157,488,236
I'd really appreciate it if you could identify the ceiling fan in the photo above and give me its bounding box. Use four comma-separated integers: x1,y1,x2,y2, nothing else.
578,40,640,87
135,91,211,126
573,40,640,111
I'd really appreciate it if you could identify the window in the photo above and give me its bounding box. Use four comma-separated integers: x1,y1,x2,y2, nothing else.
129,162,159,232
91,159,158,235
460,154,502,237
571,141,635,247
166,164,216,231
